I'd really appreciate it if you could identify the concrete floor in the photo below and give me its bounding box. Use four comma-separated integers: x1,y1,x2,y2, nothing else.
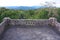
1,26,60,40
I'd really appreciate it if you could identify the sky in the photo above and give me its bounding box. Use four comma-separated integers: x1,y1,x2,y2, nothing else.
0,0,60,7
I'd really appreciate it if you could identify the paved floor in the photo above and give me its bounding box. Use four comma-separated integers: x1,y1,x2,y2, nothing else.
1,26,60,40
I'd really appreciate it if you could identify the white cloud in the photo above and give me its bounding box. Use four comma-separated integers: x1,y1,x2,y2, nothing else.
0,0,60,7
0,0,41,6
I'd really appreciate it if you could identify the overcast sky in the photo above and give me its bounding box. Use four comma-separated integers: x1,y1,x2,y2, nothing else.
0,0,60,7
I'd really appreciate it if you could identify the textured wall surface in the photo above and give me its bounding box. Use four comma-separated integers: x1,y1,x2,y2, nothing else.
10,19,49,26
0,17,10,36
0,17,60,38
0,21,6,35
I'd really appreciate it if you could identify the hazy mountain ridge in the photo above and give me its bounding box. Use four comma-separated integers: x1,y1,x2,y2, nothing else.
4,6,45,10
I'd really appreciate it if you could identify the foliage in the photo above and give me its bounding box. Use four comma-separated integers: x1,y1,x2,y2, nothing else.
0,7,60,22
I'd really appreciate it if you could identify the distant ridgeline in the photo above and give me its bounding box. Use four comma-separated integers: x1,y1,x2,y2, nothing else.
4,6,42,10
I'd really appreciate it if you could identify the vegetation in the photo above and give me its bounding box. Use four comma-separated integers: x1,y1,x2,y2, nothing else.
0,7,60,22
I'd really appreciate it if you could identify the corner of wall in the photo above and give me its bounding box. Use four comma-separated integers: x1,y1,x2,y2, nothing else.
0,17,11,36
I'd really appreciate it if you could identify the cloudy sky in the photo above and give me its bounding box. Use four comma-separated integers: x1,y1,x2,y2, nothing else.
0,0,60,7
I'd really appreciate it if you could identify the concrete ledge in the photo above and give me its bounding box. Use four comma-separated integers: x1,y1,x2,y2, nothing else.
10,19,49,26
0,17,10,35
0,17,60,36
49,17,60,33
0,20,6,35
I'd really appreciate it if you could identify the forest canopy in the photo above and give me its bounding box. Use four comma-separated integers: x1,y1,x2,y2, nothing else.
0,7,60,22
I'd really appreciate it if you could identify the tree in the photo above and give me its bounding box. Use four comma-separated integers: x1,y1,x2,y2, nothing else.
42,1,58,17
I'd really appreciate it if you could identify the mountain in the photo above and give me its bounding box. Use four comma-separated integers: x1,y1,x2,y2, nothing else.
4,6,45,10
